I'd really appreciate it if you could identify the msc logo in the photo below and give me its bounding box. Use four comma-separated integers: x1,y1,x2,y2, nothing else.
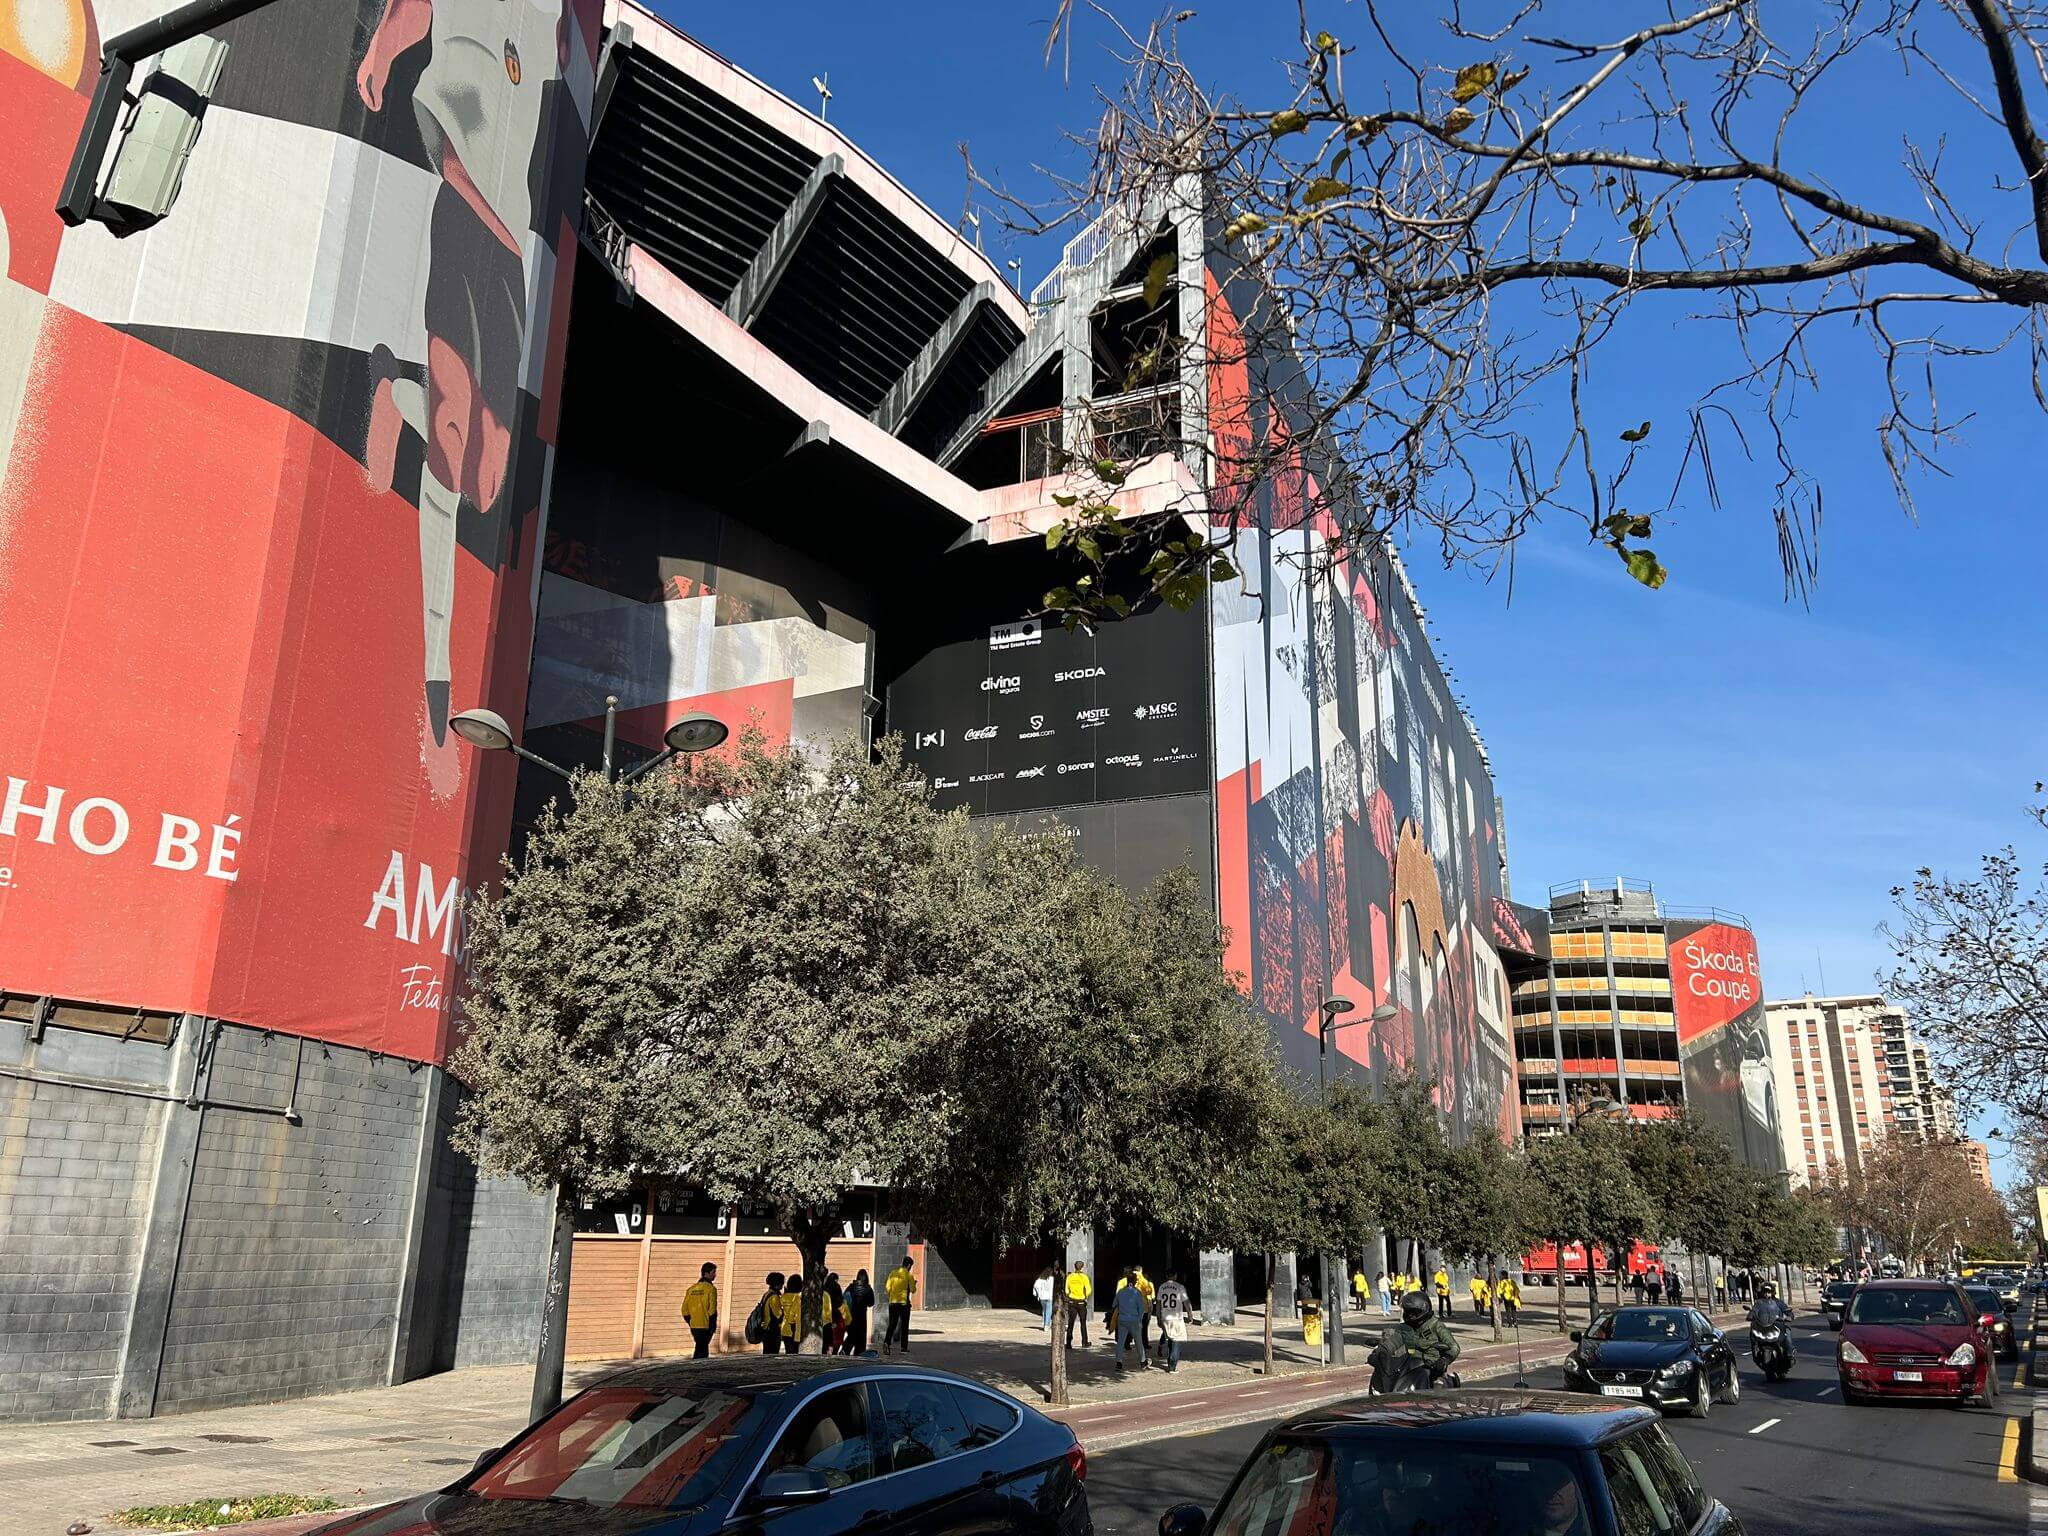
964,725,999,742
1054,666,1105,683
1015,765,1048,780
1134,701,1179,720
915,729,944,749
980,675,1021,694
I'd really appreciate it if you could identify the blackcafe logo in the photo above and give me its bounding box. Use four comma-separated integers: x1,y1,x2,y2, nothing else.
980,674,1021,694
1054,666,1105,683
964,725,999,742
1679,937,1760,1003
969,772,1005,785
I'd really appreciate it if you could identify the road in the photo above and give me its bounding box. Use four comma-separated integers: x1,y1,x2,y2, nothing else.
1084,1314,2032,1536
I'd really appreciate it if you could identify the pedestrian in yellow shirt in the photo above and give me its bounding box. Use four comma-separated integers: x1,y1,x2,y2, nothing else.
1470,1274,1490,1318
883,1259,918,1354
681,1262,719,1359
1433,1267,1451,1320
1063,1262,1094,1349
1499,1275,1521,1325
780,1272,804,1348
754,1271,786,1355
1134,1266,1157,1358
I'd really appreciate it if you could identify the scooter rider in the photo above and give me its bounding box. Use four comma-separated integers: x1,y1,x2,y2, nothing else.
1747,1279,1793,1329
1374,1289,1462,1390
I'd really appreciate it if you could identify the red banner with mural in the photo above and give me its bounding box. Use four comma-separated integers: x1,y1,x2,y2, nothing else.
0,1,600,1062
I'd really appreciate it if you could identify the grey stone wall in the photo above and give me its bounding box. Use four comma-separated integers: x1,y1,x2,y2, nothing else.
432,1114,553,1372
152,1030,427,1414
0,1059,164,1422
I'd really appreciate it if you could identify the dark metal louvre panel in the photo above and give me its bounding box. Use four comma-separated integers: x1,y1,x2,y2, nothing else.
899,305,1027,459
749,177,977,414
587,46,819,304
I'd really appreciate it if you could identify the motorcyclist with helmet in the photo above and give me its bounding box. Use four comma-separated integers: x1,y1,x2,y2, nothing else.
1747,1278,1793,1328
1372,1288,1463,1391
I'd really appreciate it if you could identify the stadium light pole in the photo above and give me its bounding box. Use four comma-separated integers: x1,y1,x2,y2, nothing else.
448,696,728,1424
1315,998,1399,1366
450,697,729,785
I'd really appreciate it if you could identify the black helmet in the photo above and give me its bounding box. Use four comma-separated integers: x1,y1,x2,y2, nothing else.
1400,1290,1432,1325
1758,1280,1777,1298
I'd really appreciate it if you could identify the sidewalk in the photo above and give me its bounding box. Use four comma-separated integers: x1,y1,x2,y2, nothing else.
0,1299,1715,1536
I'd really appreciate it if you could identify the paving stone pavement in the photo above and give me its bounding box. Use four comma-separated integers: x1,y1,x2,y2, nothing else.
1,1295,1704,1536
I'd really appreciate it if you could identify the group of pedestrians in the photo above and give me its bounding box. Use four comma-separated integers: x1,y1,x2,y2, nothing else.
673,1255,926,1360
1629,1266,1686,1305
1040,1261,1192,1373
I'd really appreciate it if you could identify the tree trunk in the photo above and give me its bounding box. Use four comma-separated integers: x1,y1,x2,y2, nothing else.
1553,1238,1567,1333
1583,1239,1599,1326
788,1212,834,1355
1263,1252,1276,1374
529,1188,575,1424
1487,1257,1501,1343
1049,1281,1069,1407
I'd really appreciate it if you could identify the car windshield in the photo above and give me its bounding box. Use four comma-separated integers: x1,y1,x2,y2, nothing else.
1590,1309,1691,1343
467,1385,762,1509
1963,1288,2000,1315
1846,1288,1965,1326
1825,1283,1857,1299
1210,1436,1592,1536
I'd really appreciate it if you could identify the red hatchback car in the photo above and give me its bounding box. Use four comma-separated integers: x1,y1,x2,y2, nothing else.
1837,1279,1998,1407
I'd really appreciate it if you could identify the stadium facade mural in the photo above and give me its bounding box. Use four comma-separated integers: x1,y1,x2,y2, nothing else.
1205,265,1518,1144
0,0,600,1061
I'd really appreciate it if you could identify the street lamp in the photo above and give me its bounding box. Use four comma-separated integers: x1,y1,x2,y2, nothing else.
1313,997,1399,1365
450,696,729,785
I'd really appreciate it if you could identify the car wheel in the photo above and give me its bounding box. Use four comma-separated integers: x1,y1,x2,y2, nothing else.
1717,1364,1740,1405
1689,1373,1712,1419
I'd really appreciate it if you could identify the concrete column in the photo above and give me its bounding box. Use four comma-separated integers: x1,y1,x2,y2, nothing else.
113,1017,210,1419
1273,1251,1298,1317
388,1068,448,1384
1198,1249,1234,1325
1064,1226,1095,1290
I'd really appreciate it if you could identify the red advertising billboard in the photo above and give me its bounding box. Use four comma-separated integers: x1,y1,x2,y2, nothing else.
0,2,600,1063
1667,919,1783,1171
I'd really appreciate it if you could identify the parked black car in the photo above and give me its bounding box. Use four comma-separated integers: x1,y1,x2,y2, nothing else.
1560,1306,1741,1418
1963,1284,2021,1361
1159,1388,1742,1536
1821,1281,1858,1329
309,1358,1090,1536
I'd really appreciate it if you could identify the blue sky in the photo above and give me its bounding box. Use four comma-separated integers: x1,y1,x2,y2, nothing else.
660,3,2046,1170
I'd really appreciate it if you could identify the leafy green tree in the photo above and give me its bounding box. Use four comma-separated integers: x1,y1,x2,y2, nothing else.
1374,1073,1449,1284
1522,1135,1593,1332
1577,1119,1658,1312
918,863,1279,1404
1205,1075,1382,1375
457,734,1083,1410
1437,1131,1530,1341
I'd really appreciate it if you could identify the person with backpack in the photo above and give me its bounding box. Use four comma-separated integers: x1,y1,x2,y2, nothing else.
1112,1269,1148,1372
681,1262,719,1359
1154,1270,1192,1373
842,1269,875,1355
750,1272,785,1354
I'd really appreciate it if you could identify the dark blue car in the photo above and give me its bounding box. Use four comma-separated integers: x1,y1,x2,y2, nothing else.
1160,1389,1742,1536
313,1358,1090,1536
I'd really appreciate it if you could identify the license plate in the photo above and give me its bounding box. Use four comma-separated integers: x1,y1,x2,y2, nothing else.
1599,1385,1642,1397
1892,1370,1922,1382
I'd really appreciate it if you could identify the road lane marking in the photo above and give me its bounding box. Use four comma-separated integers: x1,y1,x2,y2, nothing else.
1746,1418,1780,1435
1177,1400,1210,1408
1816,1387,1835,1397
1999,1416,2021,1483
